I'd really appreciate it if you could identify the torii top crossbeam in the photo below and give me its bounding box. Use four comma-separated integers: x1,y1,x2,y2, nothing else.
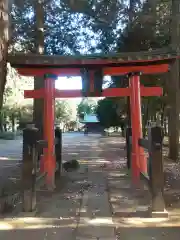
8,48,178,76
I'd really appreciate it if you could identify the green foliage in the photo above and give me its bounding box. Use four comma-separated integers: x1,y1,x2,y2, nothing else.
117,0,171,52
110,0,171,128
10,0,133,55
68,120,77,130
55,100,72,123
1,65,34,132
77,99,97,118
0,103,33,132
96,98,125,128
0,131,16,140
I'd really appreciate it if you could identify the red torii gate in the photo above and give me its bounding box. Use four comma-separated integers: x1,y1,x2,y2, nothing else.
8,51,176,189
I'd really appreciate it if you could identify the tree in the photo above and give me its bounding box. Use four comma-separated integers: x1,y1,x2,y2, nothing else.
60,0,126,53
116,0,179,160
0,1,10,110
168,0,180,161
67,120,77,131
33,0,45,138
96,98,125,130
0,63,33,132
77,98,97,119
55,100,72,123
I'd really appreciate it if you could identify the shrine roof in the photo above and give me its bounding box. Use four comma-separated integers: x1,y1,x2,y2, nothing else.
8,48,178,69
80,114,99,123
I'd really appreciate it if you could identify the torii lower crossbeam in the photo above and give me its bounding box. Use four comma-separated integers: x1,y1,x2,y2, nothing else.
24,87,162,99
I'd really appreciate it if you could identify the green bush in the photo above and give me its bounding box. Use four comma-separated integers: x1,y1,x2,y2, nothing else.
0,132,16,140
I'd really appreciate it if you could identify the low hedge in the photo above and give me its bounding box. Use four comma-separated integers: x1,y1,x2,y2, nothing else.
0,131,22,140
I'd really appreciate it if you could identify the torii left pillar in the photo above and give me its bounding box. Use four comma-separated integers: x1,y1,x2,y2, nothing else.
43,74,56,190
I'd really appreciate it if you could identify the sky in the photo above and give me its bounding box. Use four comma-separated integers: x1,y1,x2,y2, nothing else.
55,75,110,90
55,76,82,104
55,76,82,90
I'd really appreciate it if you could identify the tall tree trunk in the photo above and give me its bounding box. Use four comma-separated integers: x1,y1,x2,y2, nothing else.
168,61,179,161
0,1,9,110
168,0,180,161
22,1,45,202
33,0,44,137
143,99,150,137
164,116,168,136
126,0,136,128
0,115,3,131
11,113,15,132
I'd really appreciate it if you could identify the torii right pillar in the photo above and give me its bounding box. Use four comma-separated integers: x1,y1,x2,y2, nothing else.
128,72,162,184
